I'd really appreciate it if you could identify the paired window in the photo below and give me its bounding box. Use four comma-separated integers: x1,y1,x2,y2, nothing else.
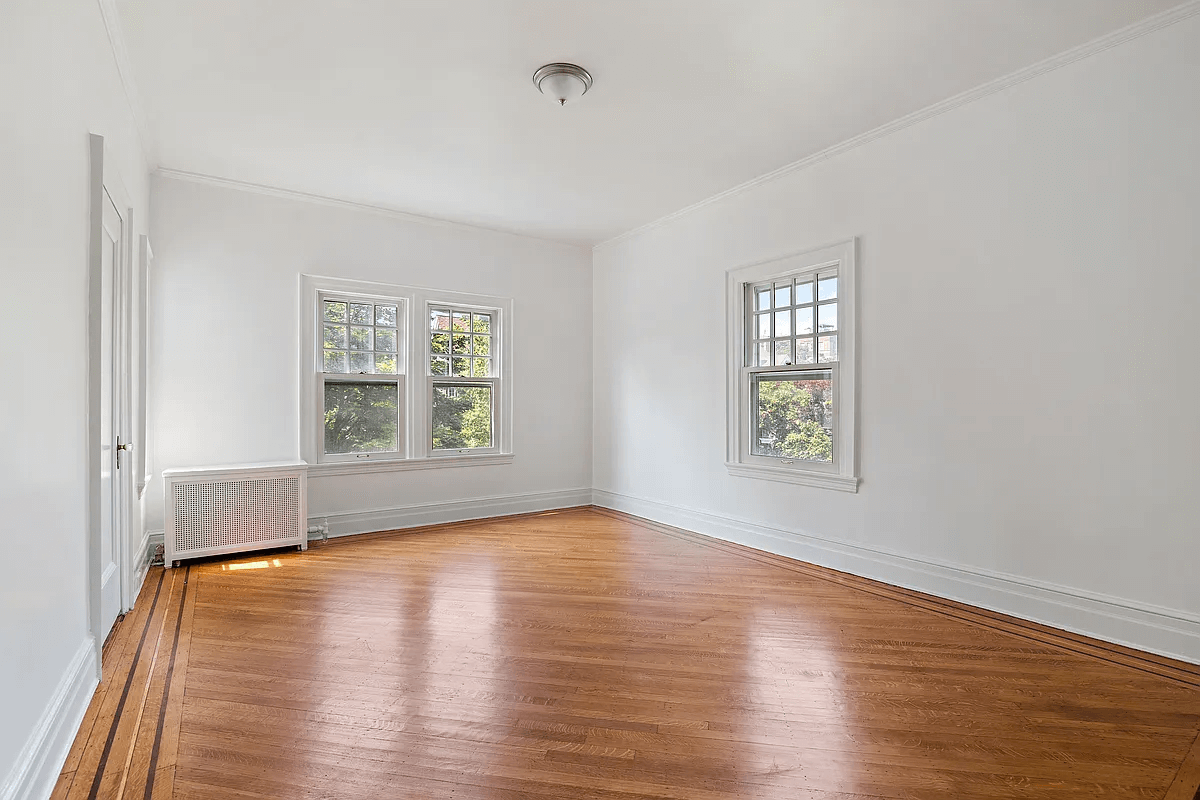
301,276,512,473
726,240,858,492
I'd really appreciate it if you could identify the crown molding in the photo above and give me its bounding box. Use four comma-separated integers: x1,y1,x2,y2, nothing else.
96,0,154,167
596,0,1200,251
154,168,588,248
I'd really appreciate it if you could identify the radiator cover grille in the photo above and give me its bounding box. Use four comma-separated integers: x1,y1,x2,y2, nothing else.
164,464,308,565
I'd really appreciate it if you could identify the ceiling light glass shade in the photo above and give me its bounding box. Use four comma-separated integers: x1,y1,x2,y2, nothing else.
533,63,592,106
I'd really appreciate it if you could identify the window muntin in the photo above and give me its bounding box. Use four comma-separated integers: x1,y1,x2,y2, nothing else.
429,306,492,378
323,298,401,374
748,270,837,368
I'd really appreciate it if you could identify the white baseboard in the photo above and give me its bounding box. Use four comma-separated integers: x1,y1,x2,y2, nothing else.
309,488,593,540
592,489,1200,665
132,529,153,594
0,638,98,800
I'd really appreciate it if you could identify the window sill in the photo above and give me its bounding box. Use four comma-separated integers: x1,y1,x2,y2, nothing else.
309,453,514,478
725,462,859,493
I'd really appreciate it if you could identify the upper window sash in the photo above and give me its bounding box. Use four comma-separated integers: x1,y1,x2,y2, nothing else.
744,267,839,369
318,291,407,376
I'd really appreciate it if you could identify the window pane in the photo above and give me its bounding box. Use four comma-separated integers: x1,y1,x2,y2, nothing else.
376,329,396,353
349,303,372,324
774,339,792,366
323,325,346,349
755,287,771,311
795,306,813,335
756,313,771,339
818,335,838,362
451,357,469,376
818,303,837,332
795,280,813,305
375,305,397,327
432,383,493,449
323,301,347,323
323,350,347,373
818,276,837,301
452,333,470,355
752,371,833,462
472,313,491,333
349,326,373,350
375,354,397,374
324,382,398,455
757,341,772,367
431,308,449,331
472,357,491,377
431,332,450,355
774,310,791,338
473,335,490,356
794,338,815,364
774,283,791,308
430,357,449,376
349,352,373,372
452,312,471,332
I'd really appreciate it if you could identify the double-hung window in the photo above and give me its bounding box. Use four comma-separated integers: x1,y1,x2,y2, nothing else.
301,275,513,474
318,293,406,462
428,304,499,455
726,239,859,492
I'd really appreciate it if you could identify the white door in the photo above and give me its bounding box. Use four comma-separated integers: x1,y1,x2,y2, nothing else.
97,188,126,639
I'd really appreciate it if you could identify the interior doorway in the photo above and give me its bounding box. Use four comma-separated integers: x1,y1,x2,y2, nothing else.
88,134,135,671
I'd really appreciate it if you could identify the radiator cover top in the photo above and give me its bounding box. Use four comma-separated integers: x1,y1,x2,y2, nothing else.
163,462,308,566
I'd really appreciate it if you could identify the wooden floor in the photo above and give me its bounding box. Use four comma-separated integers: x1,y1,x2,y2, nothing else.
56,507,1200,800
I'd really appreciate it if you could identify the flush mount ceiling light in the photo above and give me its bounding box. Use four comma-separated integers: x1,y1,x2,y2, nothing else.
532,63,592,107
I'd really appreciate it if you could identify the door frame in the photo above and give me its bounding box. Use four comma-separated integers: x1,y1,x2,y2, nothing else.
87,133,136,678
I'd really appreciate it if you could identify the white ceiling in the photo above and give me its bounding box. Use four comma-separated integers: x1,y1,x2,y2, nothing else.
116,0,1183,245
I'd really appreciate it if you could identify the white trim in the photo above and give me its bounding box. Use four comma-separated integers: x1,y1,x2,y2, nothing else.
95,0,153,165
307,453,514,478
724,462,858,492
726,239,858,490
595,0,1200,250
0,638,98,800
308,488,592,539
591,489,1200,665
156,168,578,247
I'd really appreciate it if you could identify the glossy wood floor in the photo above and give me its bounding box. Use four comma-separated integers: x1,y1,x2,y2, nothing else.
56,507,1200,800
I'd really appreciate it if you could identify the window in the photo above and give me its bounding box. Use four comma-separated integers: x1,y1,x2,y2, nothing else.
300,276,513,475
725,240,858,492
428,305,498,455
318,294,406,463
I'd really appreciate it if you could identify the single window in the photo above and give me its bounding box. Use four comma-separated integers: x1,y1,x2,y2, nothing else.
726,239,858,491
318,291,406,463
428,303,500,455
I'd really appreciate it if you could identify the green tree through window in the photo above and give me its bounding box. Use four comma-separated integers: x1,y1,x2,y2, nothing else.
754,375,833,462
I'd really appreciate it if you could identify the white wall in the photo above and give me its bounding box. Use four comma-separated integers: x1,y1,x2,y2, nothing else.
593,15,1200,661
0,0,150,792
146,177,593,533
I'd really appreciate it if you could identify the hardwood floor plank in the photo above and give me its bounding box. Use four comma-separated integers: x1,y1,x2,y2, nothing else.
53,508,1200,799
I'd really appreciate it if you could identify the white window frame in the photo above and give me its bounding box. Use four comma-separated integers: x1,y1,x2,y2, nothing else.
725,239,859,492
300,275,514,476
426,301,502,457
317,289,407,464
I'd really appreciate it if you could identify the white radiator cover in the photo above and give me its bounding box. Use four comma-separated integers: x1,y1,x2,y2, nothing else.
163,462,308,566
